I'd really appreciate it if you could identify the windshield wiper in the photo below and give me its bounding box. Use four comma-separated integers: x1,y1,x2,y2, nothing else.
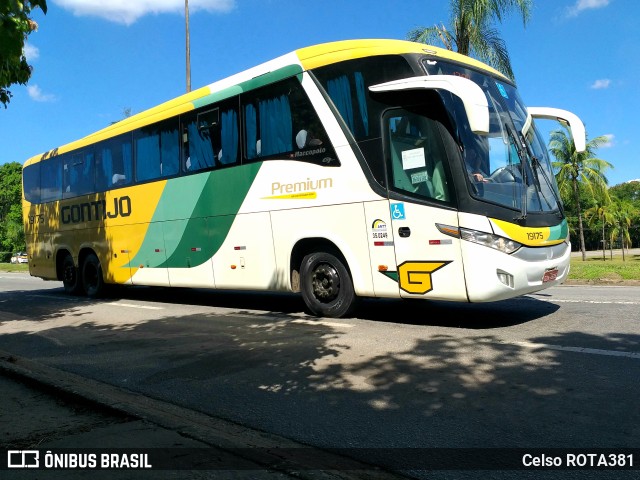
504,124,528,222
529,152,564,217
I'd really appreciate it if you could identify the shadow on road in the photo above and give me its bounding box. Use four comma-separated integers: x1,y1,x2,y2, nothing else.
0,283,638,476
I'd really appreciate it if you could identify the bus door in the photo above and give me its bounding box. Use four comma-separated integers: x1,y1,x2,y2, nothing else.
383,108,468,302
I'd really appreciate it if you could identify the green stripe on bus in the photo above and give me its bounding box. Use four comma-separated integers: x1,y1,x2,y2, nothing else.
191,64,303,110
549,220,568,240
127,163,263,269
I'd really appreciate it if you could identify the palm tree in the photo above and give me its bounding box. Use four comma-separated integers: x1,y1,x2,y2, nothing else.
584,200,615,260
609,200,636,261
408,0,532,80
549,127,612,261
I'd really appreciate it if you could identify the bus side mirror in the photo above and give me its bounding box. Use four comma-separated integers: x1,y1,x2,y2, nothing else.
369,75,489,135
525,107,587,153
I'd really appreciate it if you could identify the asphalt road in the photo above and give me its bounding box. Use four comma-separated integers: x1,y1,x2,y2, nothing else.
0,273,638,479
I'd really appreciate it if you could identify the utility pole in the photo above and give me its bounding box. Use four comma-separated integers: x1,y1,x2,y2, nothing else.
185,0,191,92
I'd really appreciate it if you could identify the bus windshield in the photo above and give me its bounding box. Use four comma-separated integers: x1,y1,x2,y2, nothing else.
423,59,560,215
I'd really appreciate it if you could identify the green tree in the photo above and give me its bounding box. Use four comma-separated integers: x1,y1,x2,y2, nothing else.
407,0,532,80
0,0,48,107
0,161,24,254
609,199,636,261
610,181,640,248
584,200,615,260
549,127,612,261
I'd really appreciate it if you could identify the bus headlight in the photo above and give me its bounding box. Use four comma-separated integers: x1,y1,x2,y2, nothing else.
460,228,522,254
436,223,522,254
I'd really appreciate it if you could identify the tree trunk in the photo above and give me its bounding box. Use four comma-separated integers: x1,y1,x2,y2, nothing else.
602,222,606,261
572,177,586,261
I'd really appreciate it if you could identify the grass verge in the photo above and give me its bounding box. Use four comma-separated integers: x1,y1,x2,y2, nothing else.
0,263,29,273
569,254,640,282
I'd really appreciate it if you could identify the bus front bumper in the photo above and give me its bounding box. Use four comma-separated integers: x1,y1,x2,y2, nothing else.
462,241,571,302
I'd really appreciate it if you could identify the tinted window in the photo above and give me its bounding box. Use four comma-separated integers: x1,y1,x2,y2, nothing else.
182,101,239,172
63,150,95,198
40,156,62,203
313,55,415,142
242,77,336,165
96,134,133,191
135,120,180,182
23,163,41,203
313,55,415,184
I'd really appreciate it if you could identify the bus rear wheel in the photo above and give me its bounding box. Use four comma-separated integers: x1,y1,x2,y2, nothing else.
82,253,105,298
62,254,83,295
300,251,356,318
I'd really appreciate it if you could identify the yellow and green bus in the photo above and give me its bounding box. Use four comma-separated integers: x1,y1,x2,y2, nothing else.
22,39,586,317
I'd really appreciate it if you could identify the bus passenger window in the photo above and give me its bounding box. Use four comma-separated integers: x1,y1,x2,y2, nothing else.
23,163,41,204
182,103,239,172
96,135,132,190
242,77,335,165
385,110,451,203
40,156,62,203
135,120,179,182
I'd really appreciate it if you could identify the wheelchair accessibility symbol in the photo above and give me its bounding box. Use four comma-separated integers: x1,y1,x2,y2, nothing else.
391,203,406,220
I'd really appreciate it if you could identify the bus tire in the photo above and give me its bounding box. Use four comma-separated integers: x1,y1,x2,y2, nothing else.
300,251,356,318
82,253,105,298
62,254,83,295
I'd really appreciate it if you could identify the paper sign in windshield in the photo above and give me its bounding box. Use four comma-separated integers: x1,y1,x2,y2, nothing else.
402,148,426,170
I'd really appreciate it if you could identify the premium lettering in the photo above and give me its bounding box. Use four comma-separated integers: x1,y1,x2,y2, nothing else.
271,177,333,196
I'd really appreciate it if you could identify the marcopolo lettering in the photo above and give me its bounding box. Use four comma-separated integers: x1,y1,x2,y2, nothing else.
61,196,132,224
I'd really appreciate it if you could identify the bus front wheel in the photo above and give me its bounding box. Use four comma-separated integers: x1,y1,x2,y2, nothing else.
82,253,105,298
300,252,356,318
62,254,83,295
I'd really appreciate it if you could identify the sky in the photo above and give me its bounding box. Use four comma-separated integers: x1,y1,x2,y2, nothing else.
2,0,638,186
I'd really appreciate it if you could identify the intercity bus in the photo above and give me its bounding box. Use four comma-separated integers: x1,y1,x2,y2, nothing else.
22,39,586,317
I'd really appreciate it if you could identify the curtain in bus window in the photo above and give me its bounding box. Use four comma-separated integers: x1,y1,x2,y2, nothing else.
187,122,215,170
220,109,238,165
354,72,369,136
259,95,292,156
100,148,113,189
327,75,354,132
160,127,179,176
81,152,94,194
41,157,62,202
122,141,132,183
137,133,161,181
245,104,257,159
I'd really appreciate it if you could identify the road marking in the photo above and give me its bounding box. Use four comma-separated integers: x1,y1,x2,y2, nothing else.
526,296,640,306
107,302,163,310
514,340,640,360
291,319,354,329
27,294,84,302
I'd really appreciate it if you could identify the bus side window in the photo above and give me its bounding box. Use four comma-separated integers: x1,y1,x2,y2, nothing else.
64,152,94,198
242,77,334,165
243,91,293,160
23,162,42,204
182,101,239,172
96,135,132,190
135,120,179,182
40,156,62,203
